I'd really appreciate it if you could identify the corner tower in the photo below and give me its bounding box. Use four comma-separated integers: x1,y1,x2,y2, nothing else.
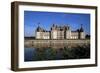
79,24,85,39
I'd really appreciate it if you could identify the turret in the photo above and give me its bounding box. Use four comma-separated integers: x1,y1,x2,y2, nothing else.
80,24,84,32
35,23,44,39
79,24,85,39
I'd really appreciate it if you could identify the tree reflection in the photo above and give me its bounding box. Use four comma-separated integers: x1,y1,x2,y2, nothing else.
31,44,90,61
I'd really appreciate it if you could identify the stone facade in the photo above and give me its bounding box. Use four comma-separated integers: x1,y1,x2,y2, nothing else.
36,24,85,39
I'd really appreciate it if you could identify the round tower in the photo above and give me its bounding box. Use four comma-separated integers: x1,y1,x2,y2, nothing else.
66,25,71,39
79,24,85,39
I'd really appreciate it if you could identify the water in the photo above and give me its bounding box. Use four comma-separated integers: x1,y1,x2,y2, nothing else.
24,45,90,62
24,48,36,61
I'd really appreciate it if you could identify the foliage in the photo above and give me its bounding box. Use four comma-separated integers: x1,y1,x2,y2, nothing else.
32,44,90,61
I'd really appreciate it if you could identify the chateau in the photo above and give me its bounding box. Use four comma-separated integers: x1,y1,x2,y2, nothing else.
35,24,85,39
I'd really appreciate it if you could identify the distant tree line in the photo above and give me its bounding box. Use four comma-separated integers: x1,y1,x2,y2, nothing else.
25,36,35,40
85,34,90,39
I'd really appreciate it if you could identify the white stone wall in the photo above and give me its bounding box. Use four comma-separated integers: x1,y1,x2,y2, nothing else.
43,32,50,39
80,32,85,39
66,30,71,39
36,27,86,40
36,32,43,39
57,30,64,39
71,32,79,39
36,32,50,39
52,30,57,39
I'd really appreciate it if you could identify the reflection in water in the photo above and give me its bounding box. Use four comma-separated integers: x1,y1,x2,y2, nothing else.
24,48,36,61
24,44,90,62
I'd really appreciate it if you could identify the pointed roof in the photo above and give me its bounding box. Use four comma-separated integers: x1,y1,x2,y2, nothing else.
80,24,84,32
36,26,45,32
36,22,45,32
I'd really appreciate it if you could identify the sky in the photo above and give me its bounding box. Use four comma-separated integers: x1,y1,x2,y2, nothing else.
24,11,90,37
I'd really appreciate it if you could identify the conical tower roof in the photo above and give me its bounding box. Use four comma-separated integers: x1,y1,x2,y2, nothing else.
80,24,84,32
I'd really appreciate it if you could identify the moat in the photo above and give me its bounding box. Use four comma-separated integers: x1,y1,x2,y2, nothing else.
24,39,90,61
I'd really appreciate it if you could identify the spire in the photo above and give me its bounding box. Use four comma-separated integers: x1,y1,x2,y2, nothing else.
36,22,41,31
80,24,84,32
53,24,55,27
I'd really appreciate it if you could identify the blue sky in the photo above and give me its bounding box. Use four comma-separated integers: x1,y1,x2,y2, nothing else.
24,11,90,37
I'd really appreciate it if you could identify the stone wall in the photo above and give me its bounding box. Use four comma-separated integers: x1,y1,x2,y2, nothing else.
24,39,90,48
